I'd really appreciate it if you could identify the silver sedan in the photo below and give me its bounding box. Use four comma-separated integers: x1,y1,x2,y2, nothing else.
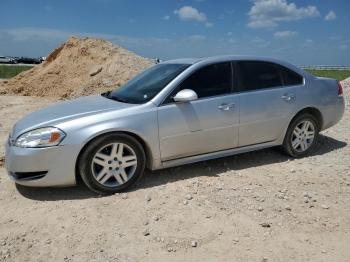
5,56,345,194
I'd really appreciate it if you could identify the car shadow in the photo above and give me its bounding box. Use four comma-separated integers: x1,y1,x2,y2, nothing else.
15,183,98,201
16,134,347,201
137,134,347,190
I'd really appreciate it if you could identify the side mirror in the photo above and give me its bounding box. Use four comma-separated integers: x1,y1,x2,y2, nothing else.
173,89,198,102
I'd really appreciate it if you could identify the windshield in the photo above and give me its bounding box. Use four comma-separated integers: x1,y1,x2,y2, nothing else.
106,63,189,104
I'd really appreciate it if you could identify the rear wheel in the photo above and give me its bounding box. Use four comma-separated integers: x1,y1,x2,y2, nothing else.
78,133,146,194
283,113,319,158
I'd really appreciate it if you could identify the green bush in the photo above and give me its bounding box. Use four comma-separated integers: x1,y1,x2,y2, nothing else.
305,69,350,81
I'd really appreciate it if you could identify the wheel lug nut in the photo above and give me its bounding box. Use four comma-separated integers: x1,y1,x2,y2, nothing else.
108,160,112,164
109,167,112,170
114,158,118,161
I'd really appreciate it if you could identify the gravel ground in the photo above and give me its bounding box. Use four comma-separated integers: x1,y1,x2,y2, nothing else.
0,79,349,262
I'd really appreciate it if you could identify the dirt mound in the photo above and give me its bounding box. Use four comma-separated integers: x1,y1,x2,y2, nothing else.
0,37,154,98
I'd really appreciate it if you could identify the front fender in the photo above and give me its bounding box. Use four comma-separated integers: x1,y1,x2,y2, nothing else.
56,109,161,170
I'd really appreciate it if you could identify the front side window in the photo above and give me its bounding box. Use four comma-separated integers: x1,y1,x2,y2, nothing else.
237,61,283,91
165,62,232,103
107,63,189,104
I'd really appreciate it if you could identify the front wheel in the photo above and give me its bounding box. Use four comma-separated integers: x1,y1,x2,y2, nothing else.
78,133,146,194
283,113,320,158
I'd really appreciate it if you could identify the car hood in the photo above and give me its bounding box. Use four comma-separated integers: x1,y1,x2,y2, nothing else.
12,95,136,138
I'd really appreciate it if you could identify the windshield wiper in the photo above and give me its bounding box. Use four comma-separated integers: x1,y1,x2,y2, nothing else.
102,92,129,103
109,95,129,103
101,90,111,97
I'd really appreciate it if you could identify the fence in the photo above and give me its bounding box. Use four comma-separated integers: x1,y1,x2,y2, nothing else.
300,65,350,70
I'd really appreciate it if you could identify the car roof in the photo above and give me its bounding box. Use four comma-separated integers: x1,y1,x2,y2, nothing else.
162,55,308,77
163,55,290,65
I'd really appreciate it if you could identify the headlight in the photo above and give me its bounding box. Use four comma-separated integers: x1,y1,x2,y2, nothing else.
14,127,66,148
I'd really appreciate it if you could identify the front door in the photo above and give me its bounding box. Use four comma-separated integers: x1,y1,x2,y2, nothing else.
157,62,239,161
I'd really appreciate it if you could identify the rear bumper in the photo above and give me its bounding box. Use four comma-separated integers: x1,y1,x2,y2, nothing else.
321,96,345,130
5,142,79,187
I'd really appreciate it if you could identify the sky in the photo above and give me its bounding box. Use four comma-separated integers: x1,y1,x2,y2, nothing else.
0,0,349,65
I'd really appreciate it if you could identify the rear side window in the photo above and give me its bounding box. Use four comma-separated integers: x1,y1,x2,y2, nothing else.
176,62,232,99
237,61,282,91
279,66,303,86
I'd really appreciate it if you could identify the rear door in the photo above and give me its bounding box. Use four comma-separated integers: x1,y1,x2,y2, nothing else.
157,62,239,161
236,61,301,147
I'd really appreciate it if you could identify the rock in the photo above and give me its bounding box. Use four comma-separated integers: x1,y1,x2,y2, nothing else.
145,194,152,202
290,169,296,173
185,194,193,200
284,205,292,211
191,240,198,247
233,238,239,244
142,229,150,236
121,193,128,199
258,206,264,212
143,220,149,226
303,192,312,198
216,185,223,191
260,222,271,228
321,205,329,209
89,66,102,76
153,216,159,221
183,200,189,205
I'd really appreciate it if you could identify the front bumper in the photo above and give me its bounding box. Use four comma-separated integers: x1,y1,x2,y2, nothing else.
5,142,79,187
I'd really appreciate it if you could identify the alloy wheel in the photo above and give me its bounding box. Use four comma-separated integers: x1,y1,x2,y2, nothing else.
91,142,138,187
291,120,315,153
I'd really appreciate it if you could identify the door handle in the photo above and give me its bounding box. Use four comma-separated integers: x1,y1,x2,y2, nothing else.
281,93,295,102
218,103,235,111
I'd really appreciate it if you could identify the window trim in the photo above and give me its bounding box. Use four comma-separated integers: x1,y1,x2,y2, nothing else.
233,60,305,94
235,60,285,93
159,61,235,106
278,64,305,87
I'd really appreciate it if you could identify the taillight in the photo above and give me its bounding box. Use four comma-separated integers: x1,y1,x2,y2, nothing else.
338,81,343,96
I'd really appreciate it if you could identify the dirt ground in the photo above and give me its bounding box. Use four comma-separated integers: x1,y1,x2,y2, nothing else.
0,81,349,262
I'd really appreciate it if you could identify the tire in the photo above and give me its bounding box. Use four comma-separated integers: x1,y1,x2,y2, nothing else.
78,133,146,194
282,113,320,158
